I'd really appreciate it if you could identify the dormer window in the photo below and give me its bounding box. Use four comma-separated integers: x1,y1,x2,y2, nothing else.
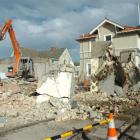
104,34,112,41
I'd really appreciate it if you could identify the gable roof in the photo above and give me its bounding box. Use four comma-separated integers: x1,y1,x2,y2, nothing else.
40,48,65,59
20,47,39,57
20,47,65,59
76,18,140,41
89,18,124,34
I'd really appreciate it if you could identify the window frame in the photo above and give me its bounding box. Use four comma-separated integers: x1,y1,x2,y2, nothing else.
104,34,112,41
86,63,91,76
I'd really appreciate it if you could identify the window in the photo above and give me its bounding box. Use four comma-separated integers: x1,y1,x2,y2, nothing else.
51,59,55,64
64,59,66,64
87,63,91,76
104,34,112,41
75,71,79,77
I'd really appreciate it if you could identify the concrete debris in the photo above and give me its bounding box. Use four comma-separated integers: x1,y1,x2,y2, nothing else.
130,82,140,91
36,94,50,103
37,71,74,99
0,72,7,80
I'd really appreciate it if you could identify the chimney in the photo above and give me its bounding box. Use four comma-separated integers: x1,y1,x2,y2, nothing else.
50,47,56,53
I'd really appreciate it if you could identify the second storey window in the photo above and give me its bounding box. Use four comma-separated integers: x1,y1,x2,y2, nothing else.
104,34,112,41
87,63,91,76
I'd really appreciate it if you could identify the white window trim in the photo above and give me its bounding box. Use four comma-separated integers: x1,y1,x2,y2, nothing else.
86,63,91,76
104,34,113,41
89,41,92,52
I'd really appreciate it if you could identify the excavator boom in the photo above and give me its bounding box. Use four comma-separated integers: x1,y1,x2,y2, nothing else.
0,19,20,74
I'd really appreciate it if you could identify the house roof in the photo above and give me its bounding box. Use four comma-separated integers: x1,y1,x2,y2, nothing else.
117,26,140,34
91,41,111,58
76,18,140,41
20,47,39,57
40,48,65,59
20,47,65,59
89,18,124,34
76,33,97,41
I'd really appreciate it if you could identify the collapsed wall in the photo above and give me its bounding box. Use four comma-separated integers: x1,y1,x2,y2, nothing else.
90,43,140,95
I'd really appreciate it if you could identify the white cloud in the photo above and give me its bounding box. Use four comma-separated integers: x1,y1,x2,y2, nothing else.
0,0,139,60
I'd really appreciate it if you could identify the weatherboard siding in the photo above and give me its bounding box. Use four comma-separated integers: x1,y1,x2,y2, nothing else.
113,33,138,56
97,22,116,41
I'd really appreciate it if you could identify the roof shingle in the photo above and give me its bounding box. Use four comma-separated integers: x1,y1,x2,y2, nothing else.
20,47,65,59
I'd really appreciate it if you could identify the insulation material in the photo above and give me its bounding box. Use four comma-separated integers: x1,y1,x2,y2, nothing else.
36,72,73,98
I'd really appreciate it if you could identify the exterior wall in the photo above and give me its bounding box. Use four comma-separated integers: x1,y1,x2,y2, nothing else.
97,22,116,41
80,40,91,59
113,32,140,68
79,59,91,81
79,40,92,81
33,58,50,80
113,33,138,55
59,49,73,65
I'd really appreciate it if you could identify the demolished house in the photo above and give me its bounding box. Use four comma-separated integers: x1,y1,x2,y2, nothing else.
76,18,140,94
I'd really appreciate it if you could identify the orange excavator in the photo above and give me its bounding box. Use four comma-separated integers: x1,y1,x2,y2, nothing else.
0,19,34,79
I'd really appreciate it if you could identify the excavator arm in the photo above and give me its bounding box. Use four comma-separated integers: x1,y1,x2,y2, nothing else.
0,19,20,74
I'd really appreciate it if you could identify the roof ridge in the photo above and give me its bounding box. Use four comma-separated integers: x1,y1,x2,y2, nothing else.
89,18,124,34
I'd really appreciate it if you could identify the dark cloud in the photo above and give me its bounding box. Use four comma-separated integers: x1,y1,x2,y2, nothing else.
0,0,139,60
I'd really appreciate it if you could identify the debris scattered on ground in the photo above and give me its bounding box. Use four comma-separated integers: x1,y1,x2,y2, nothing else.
1,76,139,130
0,51,139,135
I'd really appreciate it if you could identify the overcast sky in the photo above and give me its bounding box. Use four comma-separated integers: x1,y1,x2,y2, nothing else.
0,0,140,61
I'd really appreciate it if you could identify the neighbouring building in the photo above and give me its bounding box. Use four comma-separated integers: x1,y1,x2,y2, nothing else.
76,18,140,82
20,47,73,66
0,47,74,79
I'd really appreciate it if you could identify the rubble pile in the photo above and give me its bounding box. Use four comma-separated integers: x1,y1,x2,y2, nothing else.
0,68,139,133
0,79,76,131
73,89,140,120
0,80,48,130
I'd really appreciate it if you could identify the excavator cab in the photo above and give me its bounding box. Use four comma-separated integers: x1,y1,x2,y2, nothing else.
8,65,13,72
18,57,34,79
6,65,14,77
